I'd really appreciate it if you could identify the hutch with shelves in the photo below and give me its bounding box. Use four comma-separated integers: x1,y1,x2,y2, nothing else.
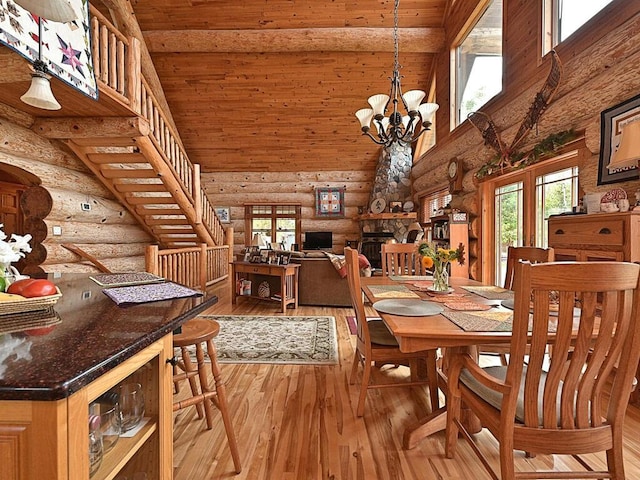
428,213,469,278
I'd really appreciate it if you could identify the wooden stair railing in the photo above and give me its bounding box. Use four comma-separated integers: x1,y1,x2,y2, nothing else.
61,244,112,273
146,228,234,291
32,6,224,250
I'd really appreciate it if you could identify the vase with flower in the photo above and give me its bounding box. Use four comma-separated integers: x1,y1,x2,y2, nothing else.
418,242,465,292
0,224,32,292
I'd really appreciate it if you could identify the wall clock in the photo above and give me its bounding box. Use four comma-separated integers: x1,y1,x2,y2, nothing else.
448,158,463,193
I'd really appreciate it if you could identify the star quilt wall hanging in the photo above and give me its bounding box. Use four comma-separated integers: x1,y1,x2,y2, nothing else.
0,0,98,100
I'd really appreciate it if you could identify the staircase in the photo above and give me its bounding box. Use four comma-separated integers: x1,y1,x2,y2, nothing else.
30,8,224,249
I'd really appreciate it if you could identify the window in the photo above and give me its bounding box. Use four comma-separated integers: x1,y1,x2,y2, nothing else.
453,0,503,127
482,152,582,286
245,204,301,250
419,189,451,222
542,0,614,54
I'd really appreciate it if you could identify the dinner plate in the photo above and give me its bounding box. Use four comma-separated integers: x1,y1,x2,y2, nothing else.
501,298,581,317
373,299,444,317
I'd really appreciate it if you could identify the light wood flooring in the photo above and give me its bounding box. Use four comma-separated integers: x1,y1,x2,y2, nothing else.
172,278,640,479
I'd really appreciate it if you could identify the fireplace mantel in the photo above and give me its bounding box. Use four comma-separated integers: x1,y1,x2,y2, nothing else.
354,212,417,221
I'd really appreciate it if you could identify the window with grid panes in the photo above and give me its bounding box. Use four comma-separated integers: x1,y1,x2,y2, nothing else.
419,189,452,222
245,204,301,250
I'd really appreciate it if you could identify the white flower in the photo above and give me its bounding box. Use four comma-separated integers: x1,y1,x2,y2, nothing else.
0,224,32,265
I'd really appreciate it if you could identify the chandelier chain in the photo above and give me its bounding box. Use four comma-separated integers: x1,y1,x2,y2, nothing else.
393,0,400,74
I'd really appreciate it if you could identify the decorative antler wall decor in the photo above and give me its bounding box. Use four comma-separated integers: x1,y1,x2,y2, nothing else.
469,50,563,177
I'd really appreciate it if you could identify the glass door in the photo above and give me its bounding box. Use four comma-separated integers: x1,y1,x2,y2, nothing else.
489,163,579,286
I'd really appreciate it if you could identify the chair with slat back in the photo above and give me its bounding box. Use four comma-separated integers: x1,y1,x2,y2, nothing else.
380,242,426,277
445,260,640,480
481,246,555,364
344,247,440,416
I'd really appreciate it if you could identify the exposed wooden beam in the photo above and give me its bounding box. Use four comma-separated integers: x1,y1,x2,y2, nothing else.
144,27,445,53
32,117,150,138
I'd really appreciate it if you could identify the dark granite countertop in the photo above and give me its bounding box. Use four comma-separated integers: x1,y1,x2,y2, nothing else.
0,273,217,401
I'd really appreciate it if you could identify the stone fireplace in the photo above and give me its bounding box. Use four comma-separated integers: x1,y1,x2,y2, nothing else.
364,142,415,239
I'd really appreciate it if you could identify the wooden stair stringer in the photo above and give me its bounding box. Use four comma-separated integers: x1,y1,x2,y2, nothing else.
62,137,209,249
31,116,222,248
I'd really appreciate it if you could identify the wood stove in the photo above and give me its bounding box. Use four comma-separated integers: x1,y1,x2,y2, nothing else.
360,232,395,270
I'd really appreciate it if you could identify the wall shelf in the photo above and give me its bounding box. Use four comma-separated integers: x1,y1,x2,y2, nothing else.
355,212,417,221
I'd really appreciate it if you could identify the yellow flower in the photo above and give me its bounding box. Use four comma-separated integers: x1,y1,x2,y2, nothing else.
421,256,434,269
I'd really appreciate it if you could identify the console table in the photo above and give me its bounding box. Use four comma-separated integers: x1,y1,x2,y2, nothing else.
232,261,299,312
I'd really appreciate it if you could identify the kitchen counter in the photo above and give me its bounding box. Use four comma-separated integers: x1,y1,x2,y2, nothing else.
0,273,217,401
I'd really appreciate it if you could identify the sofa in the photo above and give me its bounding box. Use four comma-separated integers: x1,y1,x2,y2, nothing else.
290,252,352,307
289,250,371,307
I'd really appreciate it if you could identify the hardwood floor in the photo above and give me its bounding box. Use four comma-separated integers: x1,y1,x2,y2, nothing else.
172,278,640,479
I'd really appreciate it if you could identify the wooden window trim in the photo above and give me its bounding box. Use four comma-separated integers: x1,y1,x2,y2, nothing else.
244,204,302,248
479,138,588,283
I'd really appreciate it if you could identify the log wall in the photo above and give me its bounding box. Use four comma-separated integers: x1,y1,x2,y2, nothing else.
414,1,640,205
201,171,373,255
0,112,152,273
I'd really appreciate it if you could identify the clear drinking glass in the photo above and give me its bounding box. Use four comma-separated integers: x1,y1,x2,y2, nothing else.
118,383,145,432
90,399,122,453
88,414,103,477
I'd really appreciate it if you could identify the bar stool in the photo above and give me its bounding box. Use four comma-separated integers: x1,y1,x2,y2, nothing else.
173,318,241,473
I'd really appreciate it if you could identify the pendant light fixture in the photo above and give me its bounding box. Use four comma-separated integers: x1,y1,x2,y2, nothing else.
14,0,78,23
20,18,61,110
355,0,439,147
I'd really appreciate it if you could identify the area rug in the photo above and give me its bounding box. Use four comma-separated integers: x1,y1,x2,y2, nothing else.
193,315,338,365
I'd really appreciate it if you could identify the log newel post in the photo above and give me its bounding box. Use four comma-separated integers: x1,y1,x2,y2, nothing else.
146,244,159,275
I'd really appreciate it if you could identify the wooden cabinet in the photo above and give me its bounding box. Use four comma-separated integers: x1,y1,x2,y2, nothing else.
548,211,640,262
548,211,640,405
428,214,469,278
0,337,172,480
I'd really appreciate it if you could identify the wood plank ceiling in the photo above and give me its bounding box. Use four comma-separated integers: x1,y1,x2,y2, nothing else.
96,0,447,173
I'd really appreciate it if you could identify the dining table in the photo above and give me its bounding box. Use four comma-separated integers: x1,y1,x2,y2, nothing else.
361,274,517,449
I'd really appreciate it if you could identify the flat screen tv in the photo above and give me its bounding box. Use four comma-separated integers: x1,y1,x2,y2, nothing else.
303,231,332,250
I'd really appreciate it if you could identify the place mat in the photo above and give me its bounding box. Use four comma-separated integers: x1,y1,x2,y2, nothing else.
501,298,581,317
0,306,61,334
90,272,165,287
103,282,202,306
442,310,514,332
373,299,444,317
390,275,434,281
461,285,514,300
367,284,421,299
426,293,469,303
444,301,493,311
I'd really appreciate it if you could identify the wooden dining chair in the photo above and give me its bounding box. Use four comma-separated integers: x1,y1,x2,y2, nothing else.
445,260,640,480
380,242,426,277
480,246,555,364
344,247,440,417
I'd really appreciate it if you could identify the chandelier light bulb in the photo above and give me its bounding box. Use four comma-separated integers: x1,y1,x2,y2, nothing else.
20,60,61,110
402,90,426,112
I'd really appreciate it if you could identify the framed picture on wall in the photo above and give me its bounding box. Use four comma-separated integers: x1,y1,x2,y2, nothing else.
314,187,345,218
215,207,231,223
598,93,640,185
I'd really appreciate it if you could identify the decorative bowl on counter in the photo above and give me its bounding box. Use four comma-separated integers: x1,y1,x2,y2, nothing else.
0,287,62,315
